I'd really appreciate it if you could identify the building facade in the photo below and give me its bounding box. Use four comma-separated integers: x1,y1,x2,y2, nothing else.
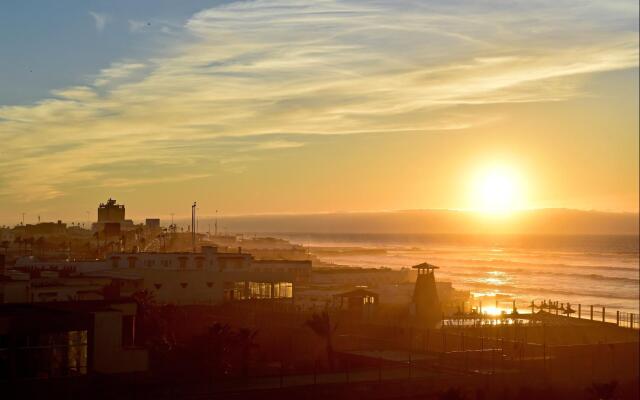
95,246,311,305
0,300,147,380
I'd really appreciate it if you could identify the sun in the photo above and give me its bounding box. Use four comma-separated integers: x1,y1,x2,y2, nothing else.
472,165,522,214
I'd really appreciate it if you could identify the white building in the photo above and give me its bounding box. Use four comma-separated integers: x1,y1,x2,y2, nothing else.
94,246,311,305
2,246,311,306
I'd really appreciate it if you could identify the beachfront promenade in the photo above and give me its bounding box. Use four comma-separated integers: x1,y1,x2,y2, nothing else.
444,299,638,330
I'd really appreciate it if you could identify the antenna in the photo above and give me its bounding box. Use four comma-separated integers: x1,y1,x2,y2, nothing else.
214,209,218,236
21,212,25,225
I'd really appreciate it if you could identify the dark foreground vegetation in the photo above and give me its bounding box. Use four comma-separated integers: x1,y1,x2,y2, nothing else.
2,293,638,399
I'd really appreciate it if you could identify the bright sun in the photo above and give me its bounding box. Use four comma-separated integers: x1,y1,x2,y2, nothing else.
472,166,522,214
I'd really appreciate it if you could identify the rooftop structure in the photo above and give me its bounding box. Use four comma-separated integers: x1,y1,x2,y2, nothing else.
94,198,134,233
98,198,125,223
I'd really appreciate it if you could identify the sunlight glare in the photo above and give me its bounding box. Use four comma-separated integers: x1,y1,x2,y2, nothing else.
472,165,523,214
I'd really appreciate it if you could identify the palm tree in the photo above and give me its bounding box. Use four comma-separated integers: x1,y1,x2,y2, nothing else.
207,323,234,376
305,310,337,370
587,381,618,400
234,328,258,378
131,290,157,345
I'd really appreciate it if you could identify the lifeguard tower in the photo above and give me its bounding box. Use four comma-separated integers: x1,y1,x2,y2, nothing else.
411,262,442,328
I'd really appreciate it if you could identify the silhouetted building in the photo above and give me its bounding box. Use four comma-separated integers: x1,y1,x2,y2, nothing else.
145,218,160,229
98,198,125,223
411,262,442,328
334,288,378,319
0,300,147,380
93,198,134,232
26,220,67,236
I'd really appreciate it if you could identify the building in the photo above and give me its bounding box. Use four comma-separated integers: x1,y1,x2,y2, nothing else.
0,300,147,380
411,262,442,328
98,198,125,223
2,247,311,306
0,271,117,304
14,256,108,274
334,288,379,319
93,246,311,305
145,218,160,230
20,221,67,237
93,198,134,233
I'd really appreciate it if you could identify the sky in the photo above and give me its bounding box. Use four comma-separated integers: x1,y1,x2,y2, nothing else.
0,0,638,224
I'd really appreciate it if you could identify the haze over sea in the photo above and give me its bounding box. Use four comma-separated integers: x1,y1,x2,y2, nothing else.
273,233,640,314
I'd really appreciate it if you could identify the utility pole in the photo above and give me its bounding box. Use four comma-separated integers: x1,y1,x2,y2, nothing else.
214,210,218,236
21,212,25,225
191,202,197,253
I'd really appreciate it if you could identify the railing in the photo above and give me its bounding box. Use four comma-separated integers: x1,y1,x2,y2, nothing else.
447,300,638,329
526,300,638,329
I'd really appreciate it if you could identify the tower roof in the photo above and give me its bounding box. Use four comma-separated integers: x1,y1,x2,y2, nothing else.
412,262,439,270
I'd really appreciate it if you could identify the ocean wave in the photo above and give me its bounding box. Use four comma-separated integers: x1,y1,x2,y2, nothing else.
460,281,639,301
396,254,640,273
438,267,640,285
437,265,640,284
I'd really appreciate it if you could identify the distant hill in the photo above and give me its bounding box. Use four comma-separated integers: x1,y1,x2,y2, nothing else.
215,209,639,235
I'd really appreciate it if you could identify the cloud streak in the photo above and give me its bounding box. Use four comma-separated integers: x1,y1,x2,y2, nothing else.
89,11,109,32
0,0,638,203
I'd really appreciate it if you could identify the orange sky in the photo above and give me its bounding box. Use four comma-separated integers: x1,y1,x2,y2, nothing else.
0,1,638,225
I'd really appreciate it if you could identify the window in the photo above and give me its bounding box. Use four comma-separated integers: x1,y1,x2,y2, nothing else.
233,282,246,300
249,282,271,299
273,282,293,299
11,330,88,379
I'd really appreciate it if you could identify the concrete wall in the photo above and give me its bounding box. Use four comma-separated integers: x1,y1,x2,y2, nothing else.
92,304,148,374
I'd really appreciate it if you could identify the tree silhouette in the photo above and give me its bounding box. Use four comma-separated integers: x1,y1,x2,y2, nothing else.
234,328,258,378
305,310,337,370
131,290,158,345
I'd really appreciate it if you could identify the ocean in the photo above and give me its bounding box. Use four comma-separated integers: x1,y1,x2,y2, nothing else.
272,233,640,314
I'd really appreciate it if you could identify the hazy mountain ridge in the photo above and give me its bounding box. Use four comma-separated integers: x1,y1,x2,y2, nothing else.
214,209,639,235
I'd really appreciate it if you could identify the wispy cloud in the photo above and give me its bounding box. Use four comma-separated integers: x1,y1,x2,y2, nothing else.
89,11,109,32
1,0,638,202
128,20,147,33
